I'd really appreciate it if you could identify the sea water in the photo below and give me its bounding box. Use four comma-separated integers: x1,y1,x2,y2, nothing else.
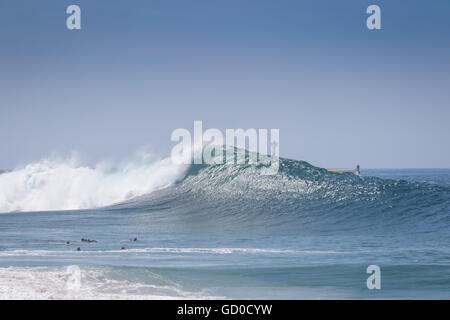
0,158,449,299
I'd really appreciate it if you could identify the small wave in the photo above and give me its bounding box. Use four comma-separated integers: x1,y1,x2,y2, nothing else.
106,247,298,254
0,247,298,257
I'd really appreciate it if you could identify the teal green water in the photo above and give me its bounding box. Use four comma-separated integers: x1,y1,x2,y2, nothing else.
0,160,449,299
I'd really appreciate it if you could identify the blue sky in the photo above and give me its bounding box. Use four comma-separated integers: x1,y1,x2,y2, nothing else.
1,0,449,168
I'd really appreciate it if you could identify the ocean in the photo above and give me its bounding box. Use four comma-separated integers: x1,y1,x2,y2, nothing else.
0,156,449,299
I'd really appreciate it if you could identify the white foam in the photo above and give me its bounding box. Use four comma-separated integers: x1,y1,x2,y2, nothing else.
0,266,220,300
113,247,298,254
0,153,189,213
0,247,298,257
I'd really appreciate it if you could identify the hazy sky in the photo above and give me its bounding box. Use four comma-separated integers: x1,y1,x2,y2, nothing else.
1,0,449,169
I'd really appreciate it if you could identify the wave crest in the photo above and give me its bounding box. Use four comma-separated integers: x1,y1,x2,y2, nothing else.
0,155,188,213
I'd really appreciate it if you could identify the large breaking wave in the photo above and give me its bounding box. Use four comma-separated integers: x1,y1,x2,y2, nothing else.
1,148,449,236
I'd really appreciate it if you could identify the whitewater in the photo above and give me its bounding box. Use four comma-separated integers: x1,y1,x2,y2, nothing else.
0,155,188,213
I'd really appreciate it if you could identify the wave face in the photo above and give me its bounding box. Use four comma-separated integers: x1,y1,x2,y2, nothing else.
112,155,450,236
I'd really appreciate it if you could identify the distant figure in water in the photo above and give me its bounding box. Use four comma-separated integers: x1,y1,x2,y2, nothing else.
81,238,97,243
66,241,70,246
121,247,126,250
131,237,137,242
77,247,81,251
